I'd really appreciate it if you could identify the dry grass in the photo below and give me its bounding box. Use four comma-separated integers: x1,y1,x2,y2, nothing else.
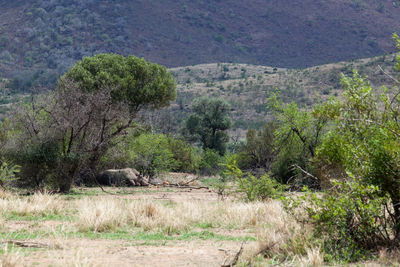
75,197,290,234
76,198,127,232
0,190,13,200
0,247,22,267
0,192,64,216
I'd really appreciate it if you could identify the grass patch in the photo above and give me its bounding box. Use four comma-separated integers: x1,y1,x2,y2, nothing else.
0,228,255,243
76,229,255,242
0,229,51,240
195,222,214,229
3,212,75,222
199,177,220,188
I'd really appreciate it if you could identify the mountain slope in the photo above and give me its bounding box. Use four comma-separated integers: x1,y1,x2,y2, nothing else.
143,53,399,137
0,0,400,86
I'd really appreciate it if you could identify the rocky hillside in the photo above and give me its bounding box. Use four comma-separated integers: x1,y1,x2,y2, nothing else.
144,53,399,137
0,0,400,91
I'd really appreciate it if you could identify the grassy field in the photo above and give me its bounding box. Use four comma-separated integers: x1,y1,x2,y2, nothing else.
0,177,311,267
1,175,398,266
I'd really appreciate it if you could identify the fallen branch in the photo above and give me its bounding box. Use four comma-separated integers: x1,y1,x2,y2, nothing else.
221,242,245,267
290,164,318,180
1,240,59,249
179,175,200,186
159,184,210,190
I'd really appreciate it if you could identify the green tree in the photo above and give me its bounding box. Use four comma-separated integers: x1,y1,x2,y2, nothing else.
237,122,276,173
316,70,400,241
267,93,330,186
7,54,176,192
184,97,232,155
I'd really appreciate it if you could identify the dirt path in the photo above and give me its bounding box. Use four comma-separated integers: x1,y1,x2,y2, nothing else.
22,239,243,267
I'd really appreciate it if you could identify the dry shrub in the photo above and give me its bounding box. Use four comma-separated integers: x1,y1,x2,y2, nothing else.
0,192,64,216
238,200,320,265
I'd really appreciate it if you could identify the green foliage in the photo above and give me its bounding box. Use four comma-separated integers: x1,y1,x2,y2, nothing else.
316,70,400,228
0,160,20,188
61,54,176,110
184,97,232,155
307,41,400,259
128,133,178,177
103,133,200,176
237,122,276,172
166,136,200,173
199,149,223,176
284,179,392,262
267,93,330,186
224,161,286,201
10,140,78,192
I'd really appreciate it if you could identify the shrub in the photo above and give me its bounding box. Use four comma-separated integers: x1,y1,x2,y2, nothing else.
167,136,200,173
224,161,287,201
129,133,178,177
9,140,78,192
237,122,276,173
284,179,394,262
199,149,222,175
0,160,20,189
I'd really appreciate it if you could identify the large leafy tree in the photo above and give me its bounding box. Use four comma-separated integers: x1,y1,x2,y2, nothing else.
184,97,231,155
8,54,176,192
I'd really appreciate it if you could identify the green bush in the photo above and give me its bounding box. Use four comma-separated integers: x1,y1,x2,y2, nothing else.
167,136,200,173
0,160,20,189
129,133,178,177
237,122,276,172
284,179,393,262
199,149,222,175
8,140,78,192
223,161,287,201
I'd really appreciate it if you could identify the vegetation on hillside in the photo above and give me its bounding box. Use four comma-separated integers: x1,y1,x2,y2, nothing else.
1,0,400,92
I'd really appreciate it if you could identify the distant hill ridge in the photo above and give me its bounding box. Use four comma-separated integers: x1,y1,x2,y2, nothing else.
0,0,400,84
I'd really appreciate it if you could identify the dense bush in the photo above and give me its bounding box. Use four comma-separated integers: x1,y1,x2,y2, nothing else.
103,133,200,177
199,148,223,175
284,179,393,262
237,122,276,173
129,134,178,177
7,140,78,192
167,136,200,173
224,161,287,201
0,160,20,189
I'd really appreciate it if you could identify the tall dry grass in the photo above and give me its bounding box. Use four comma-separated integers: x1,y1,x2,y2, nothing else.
0,192,64,216
0,247,22,267
74,197,292,235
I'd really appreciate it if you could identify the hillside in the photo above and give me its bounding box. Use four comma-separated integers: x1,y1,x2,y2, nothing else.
1,0,400,91
140,53,399,137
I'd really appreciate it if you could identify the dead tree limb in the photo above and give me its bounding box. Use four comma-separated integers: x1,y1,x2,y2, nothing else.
290,164,318,180
1,240,60,249
221,242,245,267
